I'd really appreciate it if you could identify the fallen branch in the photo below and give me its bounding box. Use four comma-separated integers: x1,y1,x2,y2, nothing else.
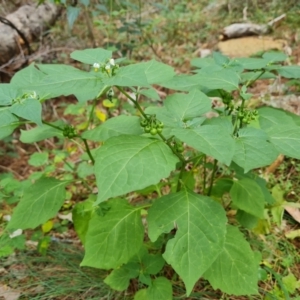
0,2,62,65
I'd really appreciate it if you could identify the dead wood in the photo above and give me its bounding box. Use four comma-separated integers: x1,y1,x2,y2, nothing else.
0,2,62,65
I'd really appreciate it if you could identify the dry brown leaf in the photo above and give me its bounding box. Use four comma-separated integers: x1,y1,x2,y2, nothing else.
0,285,21,300
284,205,300,223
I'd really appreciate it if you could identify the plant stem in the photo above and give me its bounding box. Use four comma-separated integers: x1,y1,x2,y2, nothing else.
176,162,186,192
42,121,63,131
207,159,218,196
203,155,206,193
82,138,95,164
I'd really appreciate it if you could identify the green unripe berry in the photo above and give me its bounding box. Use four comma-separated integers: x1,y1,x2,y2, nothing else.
140,119,148,127
150,128,157,135
157,127,163,133
144,126,151,133
156,121,164,129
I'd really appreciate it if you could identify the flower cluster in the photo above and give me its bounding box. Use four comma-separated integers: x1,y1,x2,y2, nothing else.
93,58,119,76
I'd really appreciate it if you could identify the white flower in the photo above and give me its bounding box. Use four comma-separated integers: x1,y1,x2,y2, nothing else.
109,58,115,66
93,62,100,69
105,64,111,70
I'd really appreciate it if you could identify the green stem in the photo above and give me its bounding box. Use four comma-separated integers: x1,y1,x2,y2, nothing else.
42,121,63,131
176,162,186,192
245,69,266,88
203,155,207,193
82,138,95,164
207,159,218,196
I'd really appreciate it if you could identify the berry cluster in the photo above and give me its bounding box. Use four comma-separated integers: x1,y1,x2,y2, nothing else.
140,116,164,136
62,125,77,139
238,109,258,124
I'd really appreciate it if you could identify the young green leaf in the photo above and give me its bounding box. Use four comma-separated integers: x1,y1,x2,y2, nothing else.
147,189,227,295
9,98,42,126
81,198,144,269
147,277,173,300
28,152,49,167
104,262,140,291
82,115,143,142
7,178,68,230
71,48,112,65
94,135,179,203
230,178,265,218
204,225,259,295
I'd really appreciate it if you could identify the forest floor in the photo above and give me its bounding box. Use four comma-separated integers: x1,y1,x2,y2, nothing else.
1,0,300,299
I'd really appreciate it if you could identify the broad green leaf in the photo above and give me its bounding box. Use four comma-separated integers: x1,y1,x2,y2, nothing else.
9,98,42,126
0,110,19,139
160,74,201,91
204,225,259,295
172,125,235,165
7,178,68,230
203,116,233,134
140,60,175,84
94,135,178,203
20,122,64,143
28,152,49,167
82,115,143,142
104,63,149,87
26,65,105,102
81,198,144,269
71,48,112,65
233,127,279,172
11,64,45,87
147,277,172,300
147,189,227,295
104,262,140,291
262,51,287,62
0,84,19,105
193,69,240,91
72,196,94,244
267,125,300,159
235,58,270,70
278,65,300,78
145,90,211,128
285,111,300,126
230,178,265,218
258,107,295,129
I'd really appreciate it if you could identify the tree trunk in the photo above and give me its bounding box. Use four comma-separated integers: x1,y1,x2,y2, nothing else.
0,3,61,65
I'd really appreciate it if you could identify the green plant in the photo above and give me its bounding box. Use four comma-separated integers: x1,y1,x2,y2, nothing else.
1,48,300,298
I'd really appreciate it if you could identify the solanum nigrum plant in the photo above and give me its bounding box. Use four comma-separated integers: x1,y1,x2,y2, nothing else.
1,48,300,298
